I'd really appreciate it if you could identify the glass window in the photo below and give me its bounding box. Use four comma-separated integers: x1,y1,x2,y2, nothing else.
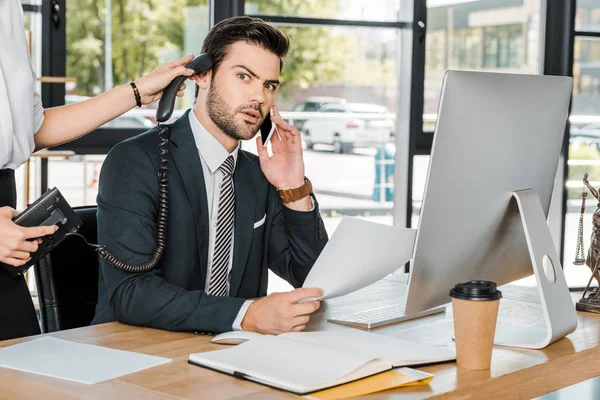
65,0,210,128
425,30,447,71
483,25,522,69
576,0,600,32
424,0,541,130
573,37,600,114
233,24,401,292
56,2,411,296
566,36,600,287
245,0,403,22
451,28,480,69
54,23,401,218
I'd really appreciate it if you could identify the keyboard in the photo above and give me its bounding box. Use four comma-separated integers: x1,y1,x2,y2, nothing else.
327,303,447,330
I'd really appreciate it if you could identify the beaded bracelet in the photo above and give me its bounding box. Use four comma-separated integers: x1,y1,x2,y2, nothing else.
130,82,142,107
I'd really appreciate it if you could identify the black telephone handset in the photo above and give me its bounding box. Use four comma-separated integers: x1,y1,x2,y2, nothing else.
156,54,214,123
97,54,214,273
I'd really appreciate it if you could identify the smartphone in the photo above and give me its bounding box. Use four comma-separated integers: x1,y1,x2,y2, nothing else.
260,107,280,146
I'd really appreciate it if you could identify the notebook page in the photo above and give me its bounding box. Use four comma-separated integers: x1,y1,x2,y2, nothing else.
281,330,455,367
190,335,391,393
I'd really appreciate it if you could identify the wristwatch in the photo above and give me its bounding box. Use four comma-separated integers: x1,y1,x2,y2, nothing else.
278,177,313,204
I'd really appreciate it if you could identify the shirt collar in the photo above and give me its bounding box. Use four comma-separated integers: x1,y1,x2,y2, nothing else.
188,108,239,174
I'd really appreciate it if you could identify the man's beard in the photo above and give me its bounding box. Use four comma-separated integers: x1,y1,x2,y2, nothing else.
206,81,263,141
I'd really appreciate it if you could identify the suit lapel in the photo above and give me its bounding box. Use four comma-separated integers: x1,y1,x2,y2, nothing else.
230,151,256,297
169,111,210,282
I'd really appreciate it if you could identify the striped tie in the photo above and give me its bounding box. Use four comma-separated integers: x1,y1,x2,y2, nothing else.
208,155,236,297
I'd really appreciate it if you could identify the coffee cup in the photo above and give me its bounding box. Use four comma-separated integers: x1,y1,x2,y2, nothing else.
449,280,502,370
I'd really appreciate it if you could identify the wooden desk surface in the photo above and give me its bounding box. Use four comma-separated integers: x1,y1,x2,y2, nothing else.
2,277,600,399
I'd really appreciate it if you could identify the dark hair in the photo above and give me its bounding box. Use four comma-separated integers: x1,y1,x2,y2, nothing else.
195,16,290,98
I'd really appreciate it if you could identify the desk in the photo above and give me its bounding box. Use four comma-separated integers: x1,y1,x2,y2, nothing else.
1,278,600,399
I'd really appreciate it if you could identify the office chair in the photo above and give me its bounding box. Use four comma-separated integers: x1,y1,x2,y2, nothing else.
34,206,99,333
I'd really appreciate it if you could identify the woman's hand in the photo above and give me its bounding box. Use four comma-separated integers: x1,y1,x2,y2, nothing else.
133,54,197,105
34,54,200,151
0,207,57,267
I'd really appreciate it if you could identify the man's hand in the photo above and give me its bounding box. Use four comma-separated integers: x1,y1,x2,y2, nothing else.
256,105,311,211
241,287,323,334
256,104,306,191
0,207,57,267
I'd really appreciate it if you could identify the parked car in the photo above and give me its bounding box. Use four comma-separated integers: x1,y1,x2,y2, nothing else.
301,102,394,154
289,96,346,130
65,95,155,130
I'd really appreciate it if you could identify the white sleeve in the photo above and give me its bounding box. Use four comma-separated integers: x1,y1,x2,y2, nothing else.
232,300,254,331
30,62,44,135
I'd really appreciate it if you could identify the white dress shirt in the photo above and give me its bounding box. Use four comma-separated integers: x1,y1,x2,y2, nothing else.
0,0,45,170
188,110,252,331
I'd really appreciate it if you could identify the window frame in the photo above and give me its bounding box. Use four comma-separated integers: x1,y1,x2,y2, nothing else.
40,0,579,277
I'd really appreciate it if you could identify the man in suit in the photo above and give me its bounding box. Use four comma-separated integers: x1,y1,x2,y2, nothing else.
92,16,328,334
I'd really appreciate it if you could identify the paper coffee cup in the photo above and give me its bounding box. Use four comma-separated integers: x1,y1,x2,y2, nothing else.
449,280,502,370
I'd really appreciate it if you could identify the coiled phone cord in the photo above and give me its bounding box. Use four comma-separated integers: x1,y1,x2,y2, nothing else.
77,124,172,273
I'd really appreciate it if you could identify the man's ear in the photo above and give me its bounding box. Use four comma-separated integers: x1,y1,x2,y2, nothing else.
191,70,212,90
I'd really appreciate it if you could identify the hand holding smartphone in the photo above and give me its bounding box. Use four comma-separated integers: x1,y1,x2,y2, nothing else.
260,106,281,146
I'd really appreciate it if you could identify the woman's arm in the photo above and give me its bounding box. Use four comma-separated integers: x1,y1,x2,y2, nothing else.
34,55,195,151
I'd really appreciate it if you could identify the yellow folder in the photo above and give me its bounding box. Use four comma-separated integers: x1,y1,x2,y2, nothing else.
304,367,434,400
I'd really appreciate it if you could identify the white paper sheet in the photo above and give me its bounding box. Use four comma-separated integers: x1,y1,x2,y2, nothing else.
282,329,455,367
0,337,171,384
302,216,416,301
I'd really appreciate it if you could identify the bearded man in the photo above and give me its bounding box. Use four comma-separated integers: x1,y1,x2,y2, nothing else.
92,16,328,335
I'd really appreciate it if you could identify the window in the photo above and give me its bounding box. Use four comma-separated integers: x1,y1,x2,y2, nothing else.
577,0,600,32
242,2,412,292
425,30,447,71
483,25,522,69
246,0,402,22
65,0,210,128
566,34,600,288
424,0,541,130
419,0,544,287
451,28,480,69
573,38,600,104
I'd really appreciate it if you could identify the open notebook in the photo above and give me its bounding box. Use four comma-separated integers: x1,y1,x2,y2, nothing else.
189,329,454,395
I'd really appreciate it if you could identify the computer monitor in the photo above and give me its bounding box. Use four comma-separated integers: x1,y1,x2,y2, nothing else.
404,71,577,348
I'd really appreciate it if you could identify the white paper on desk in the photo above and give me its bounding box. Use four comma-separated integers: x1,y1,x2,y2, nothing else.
0,337,171,384
302,216,416,301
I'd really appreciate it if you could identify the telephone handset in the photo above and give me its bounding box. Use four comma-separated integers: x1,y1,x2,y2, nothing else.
96,54,214,273
156,54,214,123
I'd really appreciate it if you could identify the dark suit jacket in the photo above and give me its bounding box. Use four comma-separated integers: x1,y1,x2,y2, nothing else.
92,110,328,333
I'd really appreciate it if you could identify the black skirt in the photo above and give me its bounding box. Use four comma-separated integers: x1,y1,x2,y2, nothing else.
0,169,41,341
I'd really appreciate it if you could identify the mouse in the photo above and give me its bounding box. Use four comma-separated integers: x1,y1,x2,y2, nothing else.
211,331,264,345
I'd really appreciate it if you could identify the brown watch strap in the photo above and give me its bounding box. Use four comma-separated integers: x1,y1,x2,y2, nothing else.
278,177,313,204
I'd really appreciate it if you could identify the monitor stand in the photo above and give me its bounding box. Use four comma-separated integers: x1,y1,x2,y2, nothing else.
493,189,578,349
